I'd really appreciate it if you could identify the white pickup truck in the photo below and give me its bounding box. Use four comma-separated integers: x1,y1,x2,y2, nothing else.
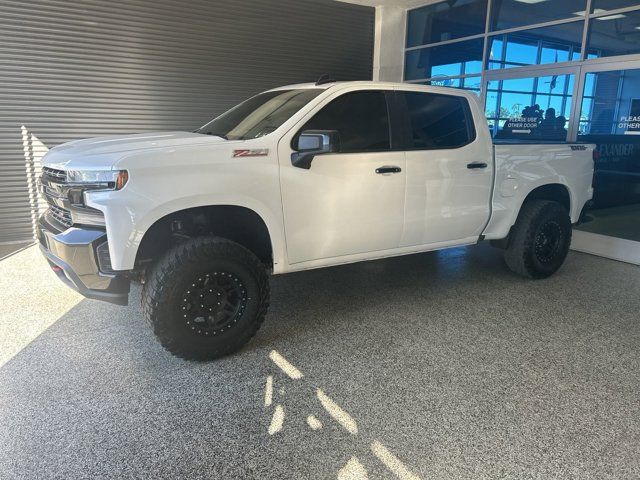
38,80,595,360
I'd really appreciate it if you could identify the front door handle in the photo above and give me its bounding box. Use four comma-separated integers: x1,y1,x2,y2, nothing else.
467,162,488,169
376,166,402,174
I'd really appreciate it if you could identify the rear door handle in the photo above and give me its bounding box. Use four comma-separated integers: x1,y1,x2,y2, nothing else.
376,166,402,174
467,162,488,169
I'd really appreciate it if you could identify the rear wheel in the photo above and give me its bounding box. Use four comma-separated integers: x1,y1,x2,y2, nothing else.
504,200,572,279
142,237,269,361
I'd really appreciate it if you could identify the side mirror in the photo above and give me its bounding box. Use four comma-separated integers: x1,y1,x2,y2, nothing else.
291,130,340,169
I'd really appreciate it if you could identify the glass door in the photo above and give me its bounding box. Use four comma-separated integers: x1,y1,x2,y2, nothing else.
484,62,640,264
571,60,640,263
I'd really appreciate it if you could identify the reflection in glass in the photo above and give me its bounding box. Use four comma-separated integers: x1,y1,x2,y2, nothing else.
462,76,481,92
576,68,640,242
587,9,640,58
591,0,640,13
420,76,481,95
404,38,484,81
490,0,586,31
406,0,488,48
488,22,584,70
578,70,640,137
425,77,461,88
486,74,574,141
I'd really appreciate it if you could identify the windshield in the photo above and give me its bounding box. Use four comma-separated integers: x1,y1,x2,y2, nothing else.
196,89,323,140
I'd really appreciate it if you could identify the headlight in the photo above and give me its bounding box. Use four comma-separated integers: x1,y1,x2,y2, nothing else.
66,170,129,190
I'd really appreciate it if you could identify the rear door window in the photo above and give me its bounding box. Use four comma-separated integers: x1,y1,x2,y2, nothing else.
400,91,475,149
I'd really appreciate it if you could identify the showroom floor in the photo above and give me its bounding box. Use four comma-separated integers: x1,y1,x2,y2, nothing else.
1,244,639,480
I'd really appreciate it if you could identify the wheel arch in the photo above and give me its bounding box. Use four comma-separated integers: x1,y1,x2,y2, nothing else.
133,204,276,273
521,183,571,213
488,182,573,247
509,183,573,238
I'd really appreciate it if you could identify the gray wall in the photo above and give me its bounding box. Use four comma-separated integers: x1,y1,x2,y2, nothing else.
0,0,375,243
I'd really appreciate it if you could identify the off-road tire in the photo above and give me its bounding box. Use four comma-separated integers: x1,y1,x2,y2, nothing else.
142,237,269,361
504,200,572,279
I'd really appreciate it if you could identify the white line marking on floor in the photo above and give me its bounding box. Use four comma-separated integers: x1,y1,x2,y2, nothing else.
316,389,358,435
306,415,322,430
269,350,303,379
371,440,420,480
264,375,273,407
268,404,284,435
337,456,368,480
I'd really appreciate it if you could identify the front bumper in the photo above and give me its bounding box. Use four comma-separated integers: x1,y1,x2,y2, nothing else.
37,215,130,305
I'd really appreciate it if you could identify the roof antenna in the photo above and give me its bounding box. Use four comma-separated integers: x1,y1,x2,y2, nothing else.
315,74,335,85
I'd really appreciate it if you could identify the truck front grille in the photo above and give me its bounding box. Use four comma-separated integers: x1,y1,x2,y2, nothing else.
46,204,73,229
42,166,67,183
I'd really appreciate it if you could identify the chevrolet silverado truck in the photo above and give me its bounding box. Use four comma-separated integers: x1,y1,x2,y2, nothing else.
37,81,595,360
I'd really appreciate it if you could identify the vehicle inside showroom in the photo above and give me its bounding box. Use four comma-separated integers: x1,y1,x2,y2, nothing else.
1,1,639,479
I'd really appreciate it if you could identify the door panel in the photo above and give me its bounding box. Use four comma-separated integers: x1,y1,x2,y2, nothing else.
279,151,406,264
279,88,406,265
402,146,492,246
396,89,493,246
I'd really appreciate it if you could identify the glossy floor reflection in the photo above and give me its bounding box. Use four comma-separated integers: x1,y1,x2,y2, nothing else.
0,244,639,479
576,204,640,242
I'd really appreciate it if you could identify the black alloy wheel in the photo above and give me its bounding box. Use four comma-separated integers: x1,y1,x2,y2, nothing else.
504,199,572,279
142,236,270,361
534,220,564,264
181,272,248,336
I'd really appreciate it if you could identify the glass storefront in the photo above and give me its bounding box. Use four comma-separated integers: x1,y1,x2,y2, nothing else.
404,0,640,259
489,0,586,31
487,23,584,70
576,69,640,242
406,0,487,47
405,38,484,81
486,73,575,141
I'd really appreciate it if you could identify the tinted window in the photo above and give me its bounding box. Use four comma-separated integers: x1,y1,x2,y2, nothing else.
406,0,488,48
404,38,484,81
490,0,586,31
587,9,640,59
592,0,638,13
402,92,474,149
300,91,391,152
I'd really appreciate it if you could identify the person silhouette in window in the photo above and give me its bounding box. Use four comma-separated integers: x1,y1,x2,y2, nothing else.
555,116,568,139
535,108,557,139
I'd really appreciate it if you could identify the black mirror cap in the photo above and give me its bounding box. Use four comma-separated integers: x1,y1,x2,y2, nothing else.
291,130,340,169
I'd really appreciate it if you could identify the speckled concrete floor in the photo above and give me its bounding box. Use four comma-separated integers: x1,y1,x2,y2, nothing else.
0,245,639,479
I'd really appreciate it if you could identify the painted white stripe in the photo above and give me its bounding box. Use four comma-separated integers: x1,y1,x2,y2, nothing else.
264,375,273,407
269,350,303,379
306,415,322,430
268,404,284,435
371,441,420,480
316,389,358,435
337,456,368,480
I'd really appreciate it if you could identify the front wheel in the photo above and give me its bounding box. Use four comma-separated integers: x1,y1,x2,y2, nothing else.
142,237,270,361
504,200,572,279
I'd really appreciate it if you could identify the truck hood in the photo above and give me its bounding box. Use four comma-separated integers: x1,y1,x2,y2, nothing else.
44,131,228,169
